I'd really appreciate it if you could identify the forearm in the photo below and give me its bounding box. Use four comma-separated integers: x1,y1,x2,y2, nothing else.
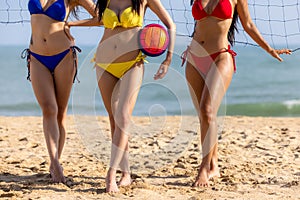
244,21,290,61
67,17,102,27
244,22,272,53
165,25,176,62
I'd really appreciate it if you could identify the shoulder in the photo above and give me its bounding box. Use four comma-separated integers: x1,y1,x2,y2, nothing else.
230,0,238,7
145,0,162,6
235,0,248,6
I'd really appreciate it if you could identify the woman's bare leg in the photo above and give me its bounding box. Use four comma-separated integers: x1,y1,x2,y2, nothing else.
30,57,65,183
209,143,220,179
96,67,119,192
185,61,207,186
186,54,233,187
97,63,144,192
54,52,75,160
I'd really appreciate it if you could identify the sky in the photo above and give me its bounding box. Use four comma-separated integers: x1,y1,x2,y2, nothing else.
0,0,299,47
0,0,193,46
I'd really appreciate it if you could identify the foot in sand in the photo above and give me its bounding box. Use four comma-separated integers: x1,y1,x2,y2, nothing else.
118,172,132,187
209,159,220,179
106,168,119,193
49,162,65,183
193,165,210,187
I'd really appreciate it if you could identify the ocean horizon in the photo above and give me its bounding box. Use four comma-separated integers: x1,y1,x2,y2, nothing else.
1,43,300,117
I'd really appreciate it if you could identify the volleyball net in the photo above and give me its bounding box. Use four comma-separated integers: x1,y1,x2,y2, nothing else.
1,0,300,51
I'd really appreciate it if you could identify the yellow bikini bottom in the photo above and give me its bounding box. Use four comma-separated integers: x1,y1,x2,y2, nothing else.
93,51,147,78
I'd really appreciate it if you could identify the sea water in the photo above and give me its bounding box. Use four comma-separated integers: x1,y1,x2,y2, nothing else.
0,42,299,117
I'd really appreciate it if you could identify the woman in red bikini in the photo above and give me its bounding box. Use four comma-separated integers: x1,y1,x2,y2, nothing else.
182,0,291,187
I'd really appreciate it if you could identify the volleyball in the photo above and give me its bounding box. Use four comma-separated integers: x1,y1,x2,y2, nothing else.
138,24,170,57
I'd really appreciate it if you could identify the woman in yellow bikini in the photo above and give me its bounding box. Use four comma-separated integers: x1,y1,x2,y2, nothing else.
94,0,175,193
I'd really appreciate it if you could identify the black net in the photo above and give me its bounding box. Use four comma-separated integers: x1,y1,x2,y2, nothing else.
1,0,300,51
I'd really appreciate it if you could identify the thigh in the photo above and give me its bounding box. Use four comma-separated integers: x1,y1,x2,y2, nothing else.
201,53,234,111
30,56,57,109
185,61,205,115
116,62,144,115
96,66,119,115
53,51,75,113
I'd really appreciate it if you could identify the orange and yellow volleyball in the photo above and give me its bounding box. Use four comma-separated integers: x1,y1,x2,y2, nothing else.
138,24,170,57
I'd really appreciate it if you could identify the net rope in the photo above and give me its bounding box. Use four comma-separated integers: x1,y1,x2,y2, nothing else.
1,0,300,52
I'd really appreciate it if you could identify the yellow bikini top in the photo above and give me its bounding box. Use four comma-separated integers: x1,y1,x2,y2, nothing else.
102,0,143,29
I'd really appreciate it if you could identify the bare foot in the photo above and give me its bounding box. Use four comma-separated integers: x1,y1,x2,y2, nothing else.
118,172,132,187
106,169,119,193
209,159,220,179
193,165,210,187
49,162,65,183
208,168,220,179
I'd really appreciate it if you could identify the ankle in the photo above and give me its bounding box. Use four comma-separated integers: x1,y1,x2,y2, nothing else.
122,171,131,176
108,168,117,176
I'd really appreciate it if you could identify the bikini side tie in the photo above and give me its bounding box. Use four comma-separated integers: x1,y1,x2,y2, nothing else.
70,46,82,83
21,48,31,81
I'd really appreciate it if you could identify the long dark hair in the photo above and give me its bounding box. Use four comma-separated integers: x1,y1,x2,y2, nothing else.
228,9,239,46
96,0,143,21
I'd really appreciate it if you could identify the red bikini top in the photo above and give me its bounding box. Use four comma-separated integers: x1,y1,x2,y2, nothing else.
192,0,233,20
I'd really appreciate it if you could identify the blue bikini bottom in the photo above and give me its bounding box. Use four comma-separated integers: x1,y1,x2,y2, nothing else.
30,49,70,72
21,46,81,82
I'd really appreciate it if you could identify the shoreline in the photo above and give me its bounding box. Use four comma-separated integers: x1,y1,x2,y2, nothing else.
0,115,299,199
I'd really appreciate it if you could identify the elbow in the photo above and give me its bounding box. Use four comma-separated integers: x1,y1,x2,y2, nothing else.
243,21,255,33
163,19,176,31
167,22,176,33
170,22,176,31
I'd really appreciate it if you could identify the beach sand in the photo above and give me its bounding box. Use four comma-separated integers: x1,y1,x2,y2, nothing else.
0,115,299,199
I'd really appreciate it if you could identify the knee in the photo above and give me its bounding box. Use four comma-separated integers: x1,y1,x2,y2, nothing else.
41,103,58,119
57,108,67,126
108,114,116,130
199,103,216,124
114,112,131,130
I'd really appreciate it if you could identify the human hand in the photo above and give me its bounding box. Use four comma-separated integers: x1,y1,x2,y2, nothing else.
275,48,292,55
269,48,292,62
154,60,170,80
64,22,75,45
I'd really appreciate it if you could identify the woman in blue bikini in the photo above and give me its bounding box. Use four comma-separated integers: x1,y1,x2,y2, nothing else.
23,0,99,183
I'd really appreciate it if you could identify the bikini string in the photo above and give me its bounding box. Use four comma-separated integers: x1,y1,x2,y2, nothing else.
223,45,237,72
21,48,31,81
180,46,190,67
70,46,82,83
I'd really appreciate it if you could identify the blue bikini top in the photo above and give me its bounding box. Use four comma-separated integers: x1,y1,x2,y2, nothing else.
28,0,66,21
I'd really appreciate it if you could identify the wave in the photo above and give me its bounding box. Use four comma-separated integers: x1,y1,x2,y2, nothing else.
0,103,40,116
1,100,300,117
282,99,300,110
225,100,300,117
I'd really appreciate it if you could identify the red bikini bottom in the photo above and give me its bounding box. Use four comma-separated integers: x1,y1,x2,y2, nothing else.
181,45,237,75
